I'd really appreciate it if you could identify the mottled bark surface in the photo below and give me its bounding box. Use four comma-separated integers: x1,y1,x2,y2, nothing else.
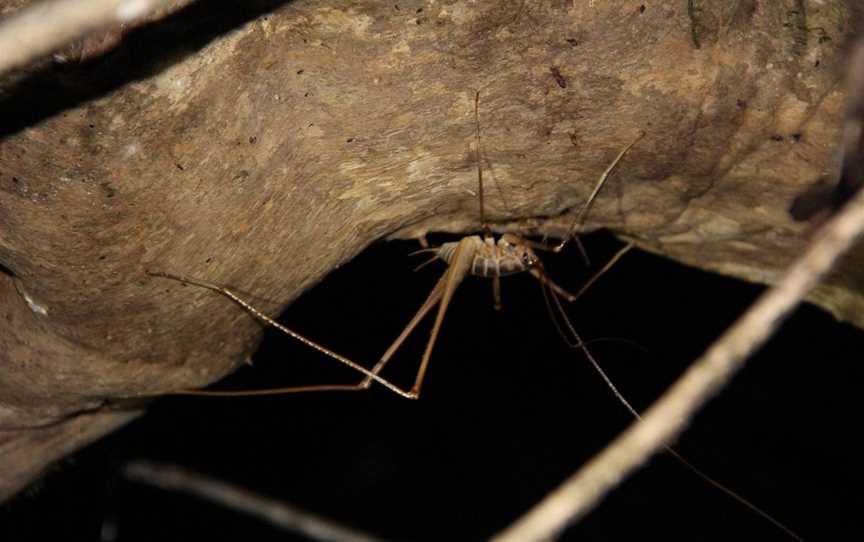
0,0,858,501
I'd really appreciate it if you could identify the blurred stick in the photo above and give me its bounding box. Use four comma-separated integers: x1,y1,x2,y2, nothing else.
0,0,192,76
494,35,864,541
124,460,385,542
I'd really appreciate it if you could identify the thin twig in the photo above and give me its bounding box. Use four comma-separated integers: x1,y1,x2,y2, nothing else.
0,0,190,76
124,460,386,542
492,149,864,542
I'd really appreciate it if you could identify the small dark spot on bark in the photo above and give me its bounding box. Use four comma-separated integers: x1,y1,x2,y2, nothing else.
566,38,578,46
736,99,747,108
308,123,314,127
814,60,820,67
206,257,213,264
550,66,566,88
791,133,802,142
639,4,645,14
297,69,304,74
394,4,399,10
818,35,832,44
249,136,257,144
770,135,784,142
88,124,95,129
176,163,184,170
304,92,310,97
346,138,354,143
416,19,421,25
789,178,834,221
416,7,423,13
12,177,19,184
99,255,106,260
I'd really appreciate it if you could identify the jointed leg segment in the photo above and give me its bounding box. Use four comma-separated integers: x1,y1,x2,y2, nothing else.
149,271,419,399
555,131,645,252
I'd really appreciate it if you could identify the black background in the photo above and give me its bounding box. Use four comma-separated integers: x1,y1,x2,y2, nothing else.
3,231,862,542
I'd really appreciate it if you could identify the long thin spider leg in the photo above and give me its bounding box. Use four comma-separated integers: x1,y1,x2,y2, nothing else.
167,384,381,398
555,131,644,252
520,234,591,266
360,237,476,397
474,91,513,235
410,237,475,396
358,273,447,387
412,255,441,273
568,242,634,303
407,247,440,257
518,236,632,305
541,278,804,542
475,90,489,235
476,94,514,227
573,236,591,267
539,276,581,349
409,245,444,272
529,267,577,302
147,271,416,399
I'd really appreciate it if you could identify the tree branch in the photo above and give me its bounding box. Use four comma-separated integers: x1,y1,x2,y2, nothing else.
124,460,385,542
0,0,192,75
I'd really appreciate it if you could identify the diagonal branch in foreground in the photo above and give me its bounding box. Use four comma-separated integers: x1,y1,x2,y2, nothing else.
124,460,386,542
492,176,864,541
0,0,194,76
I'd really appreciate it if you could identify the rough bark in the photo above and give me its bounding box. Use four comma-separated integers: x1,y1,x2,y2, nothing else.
0,0,858,501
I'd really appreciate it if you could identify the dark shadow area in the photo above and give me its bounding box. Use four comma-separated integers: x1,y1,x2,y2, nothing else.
0,0,294,139
2,231,861,541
